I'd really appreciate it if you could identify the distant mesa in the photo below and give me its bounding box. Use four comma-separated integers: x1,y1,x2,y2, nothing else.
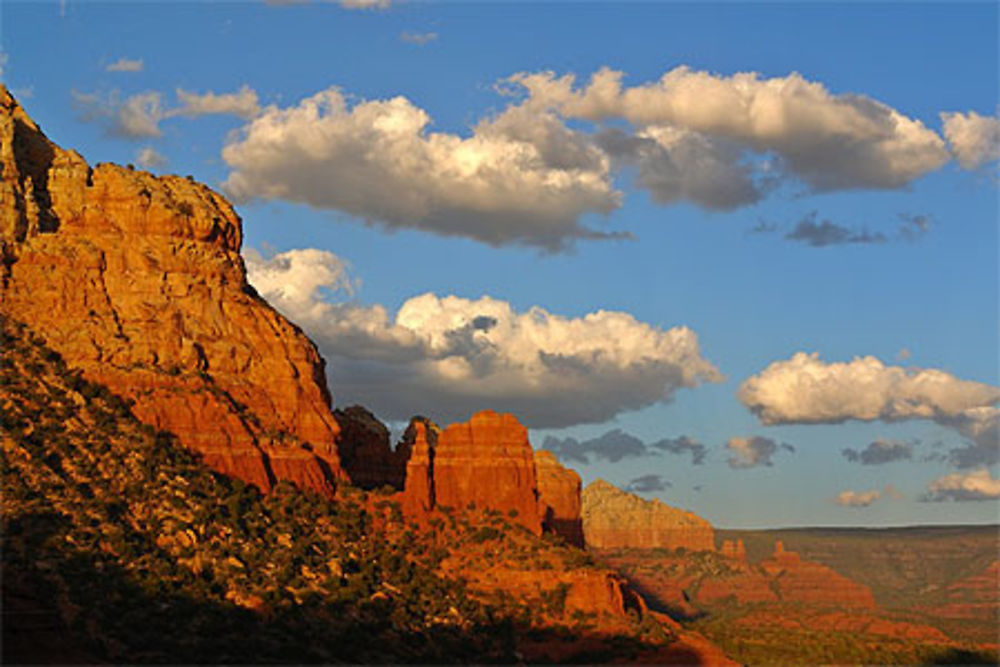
581,479,716,551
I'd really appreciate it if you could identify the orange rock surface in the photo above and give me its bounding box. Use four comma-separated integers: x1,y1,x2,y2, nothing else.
760,541,876,608
400,417,439,517
0,86,344,495
582,480,715,551
719,538,747,561
333,406,408,490
534,450,584,547
432,411,542,534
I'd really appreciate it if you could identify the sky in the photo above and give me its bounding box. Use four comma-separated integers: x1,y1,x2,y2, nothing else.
3,0,998,528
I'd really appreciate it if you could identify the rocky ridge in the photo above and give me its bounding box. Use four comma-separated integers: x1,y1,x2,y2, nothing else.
0,85,588,546
582,479,716,551
0,84,344,495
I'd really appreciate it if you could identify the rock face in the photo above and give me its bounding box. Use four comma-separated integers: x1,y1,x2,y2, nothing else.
581,480,715,551
760,541,875,608
720,538,747,561
400,417,439,516
333,406,408,490
432,411,543,534
0,86,344,495
534,450,584,547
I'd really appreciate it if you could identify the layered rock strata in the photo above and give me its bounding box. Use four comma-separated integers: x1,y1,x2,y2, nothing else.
582,479,715,551
0,85,344,494
334,406,408,490
431,411,543,534
760,541,876,608
534,450,585,547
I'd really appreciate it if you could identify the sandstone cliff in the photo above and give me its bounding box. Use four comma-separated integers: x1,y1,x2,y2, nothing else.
333,405,408,490
0,85,344,494
534,450,584,547
427,410,543,534
582,479,715,551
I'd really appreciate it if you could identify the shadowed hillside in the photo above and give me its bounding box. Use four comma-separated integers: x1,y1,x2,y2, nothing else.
1,316,729,664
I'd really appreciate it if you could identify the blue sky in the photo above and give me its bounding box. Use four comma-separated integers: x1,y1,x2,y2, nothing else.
4,0,998,528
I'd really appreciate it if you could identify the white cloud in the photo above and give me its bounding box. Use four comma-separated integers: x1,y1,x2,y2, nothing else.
401,31,438,45
941,111,1000,169
739,353,1000,468
106,57,143,73
922,469,1000,502
113,91,165,138
73,89,167,138
136,146,167,169
739,352,999,425
73,86,261,140
223,88,622,249
174,85,260,119
505,66,949,191
833,489,881,507
726,436,793,469
244,247,722,428
340,0,390,8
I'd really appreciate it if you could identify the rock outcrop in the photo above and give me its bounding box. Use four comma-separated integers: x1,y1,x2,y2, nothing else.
400,417,439,517
581,479,715,551
333,406,408,490
720,538,747,561
432,411,543,534
760,541,876,608
534,450,584,547
0,85,344,495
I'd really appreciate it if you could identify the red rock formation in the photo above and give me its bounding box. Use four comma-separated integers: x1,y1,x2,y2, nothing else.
401,417,438,517
432,411,542,534
581,480,715,551
760,541,875,608
334,406,408,490
720,538,747,561
0,85,344,495
534,450,584,547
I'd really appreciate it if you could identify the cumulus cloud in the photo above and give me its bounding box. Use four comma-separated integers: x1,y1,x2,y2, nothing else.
73,86,261,140
625,474,671,494
921,469,1000,502
401,31,438,45
833,489,881,507
941,111,1000,169
136,146,167,169
740,353,999,469
245,247,721,428
174,85,260,119
596,126,764,209
842,439,913,465
223,89,622,249
72,90,166,139
650,435,708,465
106,57,143,73
726,436,794,469
740,353,999,425
505,66,950,192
